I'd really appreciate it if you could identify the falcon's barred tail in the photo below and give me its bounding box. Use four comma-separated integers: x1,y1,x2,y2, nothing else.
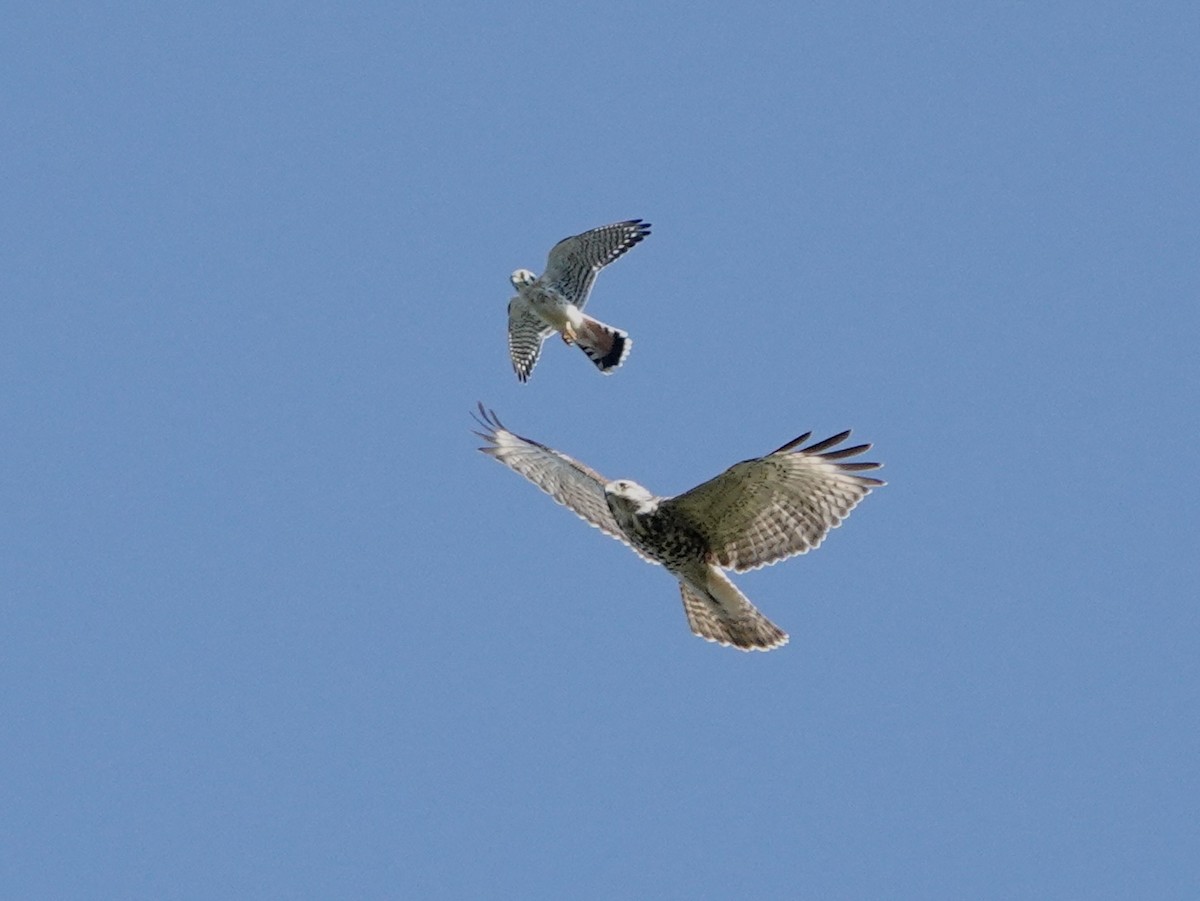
679,569,789,652
574,314,631,374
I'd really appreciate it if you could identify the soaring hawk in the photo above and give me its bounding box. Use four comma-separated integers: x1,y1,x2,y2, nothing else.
506,219,650,382
473,405,884,651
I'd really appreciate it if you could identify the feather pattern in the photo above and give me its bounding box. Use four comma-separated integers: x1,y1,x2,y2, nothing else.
664,432,884,572
506,296,554,382
542,219,651,309
472,405,653,560
679,573,789,651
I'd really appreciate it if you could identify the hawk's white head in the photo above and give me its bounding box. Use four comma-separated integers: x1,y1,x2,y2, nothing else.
510,269,537,290
604,479,659,518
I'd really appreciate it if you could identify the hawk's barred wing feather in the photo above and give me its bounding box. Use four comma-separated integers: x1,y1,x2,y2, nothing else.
766,431,812,454
541,219,651,309
664,431,885,572
473,405,651,559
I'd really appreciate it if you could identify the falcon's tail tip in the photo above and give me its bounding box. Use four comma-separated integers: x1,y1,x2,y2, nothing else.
576,316,632,374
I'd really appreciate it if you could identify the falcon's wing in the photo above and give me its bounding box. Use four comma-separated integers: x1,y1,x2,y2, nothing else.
507,295,554,382
541,219,651,309
663,430,885,572
473,405,643,554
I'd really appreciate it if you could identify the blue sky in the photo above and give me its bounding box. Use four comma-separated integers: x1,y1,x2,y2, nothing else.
3,3,1197,898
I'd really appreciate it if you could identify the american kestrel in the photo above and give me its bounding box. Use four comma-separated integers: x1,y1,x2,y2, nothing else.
473,405,885,651
506,219,651,382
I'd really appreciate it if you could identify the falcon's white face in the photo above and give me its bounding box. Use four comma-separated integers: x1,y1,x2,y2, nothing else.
510,268,537,290
604,479,658,516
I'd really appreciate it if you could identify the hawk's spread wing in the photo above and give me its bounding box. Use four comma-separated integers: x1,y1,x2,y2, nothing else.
506,295,554,382
663,431,885,572
541,219,651,309
473,405,649,558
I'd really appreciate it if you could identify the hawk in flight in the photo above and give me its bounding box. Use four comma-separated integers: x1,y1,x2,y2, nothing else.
473,405,885,651
507,219,651,382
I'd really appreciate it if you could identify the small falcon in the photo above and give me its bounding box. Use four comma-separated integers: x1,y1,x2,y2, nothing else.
473,405,885,651
506,219,650,382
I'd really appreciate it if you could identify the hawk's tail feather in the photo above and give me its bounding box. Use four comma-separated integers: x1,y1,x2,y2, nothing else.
679,570,789,652
575,315,631,374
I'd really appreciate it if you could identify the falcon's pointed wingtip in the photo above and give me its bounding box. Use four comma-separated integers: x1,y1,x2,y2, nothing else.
618,218,652,243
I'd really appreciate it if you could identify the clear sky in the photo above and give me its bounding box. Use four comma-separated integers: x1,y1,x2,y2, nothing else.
3,3,1197,898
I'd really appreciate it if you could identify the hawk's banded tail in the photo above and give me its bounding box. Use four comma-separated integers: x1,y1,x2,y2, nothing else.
574,315,631,374
679,569,789,652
